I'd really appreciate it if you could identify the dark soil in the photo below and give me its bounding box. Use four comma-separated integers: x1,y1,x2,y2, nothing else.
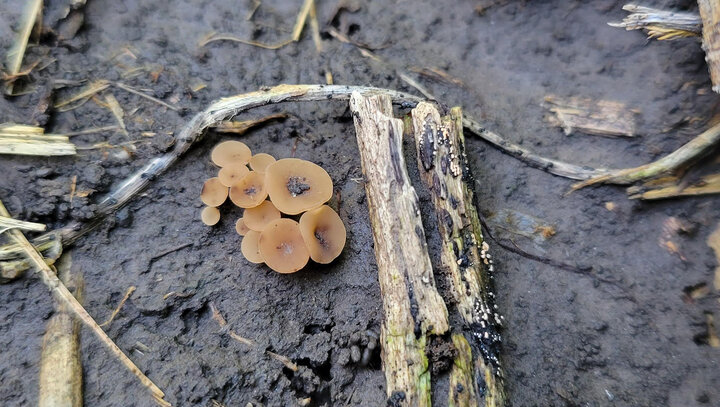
2,0,720,406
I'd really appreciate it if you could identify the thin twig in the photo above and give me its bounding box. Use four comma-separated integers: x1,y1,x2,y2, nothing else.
99,286,136,327
4,0,42,94
0,199,169,406
112,82,180,112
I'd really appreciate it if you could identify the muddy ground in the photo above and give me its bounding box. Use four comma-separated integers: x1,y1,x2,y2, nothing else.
2,0,720,406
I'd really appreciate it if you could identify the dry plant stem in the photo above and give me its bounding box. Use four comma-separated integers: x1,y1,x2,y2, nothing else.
628,173,720,199
609,4,702,38
0,215,46,233
573,121,720,190
39,253,83,407
411,103,506,407
698,0,720,92
0,199,169,406
4,0,42,94
350,92,449,407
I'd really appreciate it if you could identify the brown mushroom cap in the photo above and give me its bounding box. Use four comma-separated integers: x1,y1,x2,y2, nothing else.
211,141,252,167
200,177,229,207
265,158,333,215
218,163,250,187
244,200,281,231
249,153,276,173
235,217,251,236
258,218,310,273
299,205,346,264
241,230,264,264
200,206,221,226
229,171,268,208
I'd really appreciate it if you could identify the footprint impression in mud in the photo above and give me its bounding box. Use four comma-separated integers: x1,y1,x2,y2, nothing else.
200,140,346,273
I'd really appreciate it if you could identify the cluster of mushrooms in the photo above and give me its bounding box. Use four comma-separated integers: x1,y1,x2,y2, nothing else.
200,140,346,273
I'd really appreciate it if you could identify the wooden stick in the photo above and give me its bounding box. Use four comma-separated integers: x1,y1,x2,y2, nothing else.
410,103,506,406
0,199,169,406
350,92,449,407
609,4,702,39
698,0,720,92
39,253,83,407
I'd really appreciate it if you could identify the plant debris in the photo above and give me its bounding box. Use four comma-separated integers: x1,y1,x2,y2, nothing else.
544,95,637,137
0,123,76,156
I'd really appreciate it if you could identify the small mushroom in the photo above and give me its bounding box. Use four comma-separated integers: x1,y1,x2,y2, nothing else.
241,230,264,264
258,218,310,273
200,177,229,207
211,140,252,167
249,153,277,173
244,200,281,231
229,171,268,208
265,158,333,215
235,217,251,236
299,205,346,264
218,163,250,187
200,206,221,226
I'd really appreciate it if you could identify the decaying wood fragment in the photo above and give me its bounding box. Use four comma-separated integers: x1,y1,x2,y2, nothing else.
410,103,506,406
609,4,702,40
698,0,720,92
448,334,479,407
39,253,84,407
544,95,636,137
350,92,449,407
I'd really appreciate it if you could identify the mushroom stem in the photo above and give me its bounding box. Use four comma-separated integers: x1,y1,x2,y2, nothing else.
350,92,449,407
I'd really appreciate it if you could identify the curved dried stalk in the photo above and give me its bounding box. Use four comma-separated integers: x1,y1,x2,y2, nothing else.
572,121,720,190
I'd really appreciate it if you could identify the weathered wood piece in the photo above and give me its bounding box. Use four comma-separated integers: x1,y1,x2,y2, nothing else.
544,95,636,138
698,0,720,92
350,92,449,407
411,103,506,406
39,253,83,407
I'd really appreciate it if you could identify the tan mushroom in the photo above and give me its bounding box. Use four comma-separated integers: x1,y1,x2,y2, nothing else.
211,140,251,167
244,200,281,231
200,177,228,207
265,158,333,215
235,217,251,236
218,163,250,187
229,171,268,208
200,206,221,226
258,218,310,273
299,205,346,264
241,230,264,264
249,153,276,173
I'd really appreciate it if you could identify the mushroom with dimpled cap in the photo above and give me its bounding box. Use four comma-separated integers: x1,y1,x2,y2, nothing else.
243,200,281,231
211,140,252,167
235,217,251,236
229,171,268,208
265,158,333,215
241,230,264,264
200,206,221,226
258,218,310,273
299,205,346,264
218,163,250,187
249,153,276,173
200,177,228,207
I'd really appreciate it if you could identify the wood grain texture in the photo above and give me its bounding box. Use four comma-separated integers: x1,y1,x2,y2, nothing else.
350,92,449,407
411,102,506,407
699,0,720,92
